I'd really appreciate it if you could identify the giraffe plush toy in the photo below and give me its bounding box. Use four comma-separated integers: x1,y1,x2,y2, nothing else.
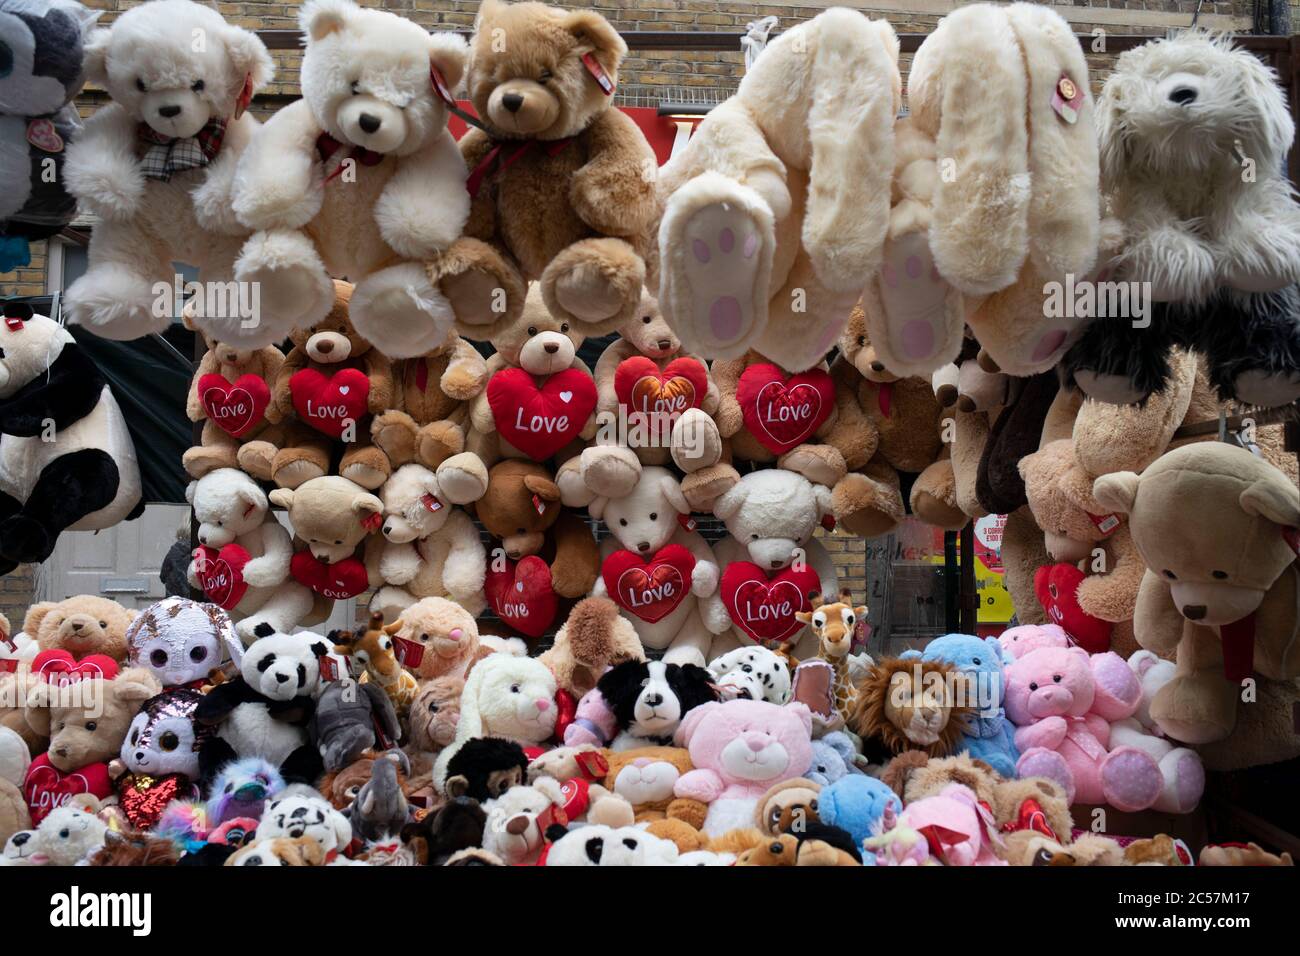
336,612,420,721
796,590,869,725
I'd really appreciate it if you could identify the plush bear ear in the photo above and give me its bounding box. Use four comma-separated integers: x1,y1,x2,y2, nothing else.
185,480,197,506
22,601,57,638
563,10,627,64
1240,475,1300,528
473,0,506,30
82,27,111,88
1091,471,1140,516
223,25,275,94
236,483,267,517
300,0,353,42
785,701,813,736
523,474,561,503
711,483,747,523
352,493,384,522
657,472,690,517
268,488,295,510
587,496,608,521
532,775,563,805
428,32,468,94
114,668,162,704
812,483,833,522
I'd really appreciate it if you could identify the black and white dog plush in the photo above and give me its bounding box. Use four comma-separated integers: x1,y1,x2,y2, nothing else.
193,628,326,785
0,0,98,268
0,310,141,573
597,659,717,752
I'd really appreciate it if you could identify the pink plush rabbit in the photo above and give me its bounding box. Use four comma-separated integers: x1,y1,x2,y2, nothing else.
894,783,1007,866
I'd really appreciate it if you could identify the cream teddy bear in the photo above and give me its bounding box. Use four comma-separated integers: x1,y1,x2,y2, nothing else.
62,0,274,341
367,463,487,621
230,0,514,356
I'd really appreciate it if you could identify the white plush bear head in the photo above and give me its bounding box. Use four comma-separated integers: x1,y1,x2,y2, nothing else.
543,824,679,866
461,651,558,744
589,466,690,555
0,313,73,399
83,0,273,140
481,776,564,864
299,0,468,157
31,805,108,865
241,630,327,702
713,470,831,571
378,464,455,544
186,467,268,549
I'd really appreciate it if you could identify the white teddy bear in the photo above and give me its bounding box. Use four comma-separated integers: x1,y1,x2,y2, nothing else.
62,0,274,341
589,466,728,667
186,467,321,644
706,469,839,661
368,463,487,621
229,0,493,357
26,806,108,865
481,776,565,866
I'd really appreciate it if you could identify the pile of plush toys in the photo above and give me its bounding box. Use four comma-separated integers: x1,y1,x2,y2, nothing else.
0,0,1297,866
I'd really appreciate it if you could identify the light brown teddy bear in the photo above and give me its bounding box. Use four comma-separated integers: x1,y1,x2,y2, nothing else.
226,836,326,867
0,726,31,846
24,596,136,663
404,675,464,782
241,281,394,491
385,597,490,683
182,315,286,479
268,476,383,614
1093,443,1300,750
538,596,644,700
448,0,658,341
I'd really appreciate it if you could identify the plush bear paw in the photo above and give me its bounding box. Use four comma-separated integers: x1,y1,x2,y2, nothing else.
64,269,166,341
662,645,707,669
233,231,334,343
182,444,238,480
778,444,847,489
1016,747,1076,806
681,463,740,514
0,515,52,564
671,408,722,472
831,471,904,539
351,263,455,360
236,441,278,482
416,420,466,470
370,410,418,467
435,453,489,505
874,230,959,374
1230,369,1300,409
339,447,390,491
271,452,328,490
579,445,642,500
556,456,597,509
1150,673,1239,745
1099,746,1162,812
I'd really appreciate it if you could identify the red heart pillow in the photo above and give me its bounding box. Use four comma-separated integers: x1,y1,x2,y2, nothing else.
602,544,696,623
290,551,369,600
31,650,119,685
736,363,834,454
485,555,558,638
198,373,271,438
194,543,253,610
23,753,113,826
1033,563,1112,654
720,562,821,644
487,367,596,461
290,367,370,438
613,357,707,421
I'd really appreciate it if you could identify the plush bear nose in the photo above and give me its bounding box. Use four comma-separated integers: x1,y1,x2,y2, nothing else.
158,104,181,118
135,751,146,762
11,832,28,846
871,361,885,372
70,622,83,632
502,92,524,113
1182,604,1207,620
637,541,651,552
275,672,289,683
359,112,381,133
543,342,559,354
506,815,530,835
1169,86,1197,105
315,339,334,354
743,732,768,752
657,339,672,351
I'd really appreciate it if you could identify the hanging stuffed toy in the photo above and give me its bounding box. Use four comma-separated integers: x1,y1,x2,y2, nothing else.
0,0,98,273
0,309,142,573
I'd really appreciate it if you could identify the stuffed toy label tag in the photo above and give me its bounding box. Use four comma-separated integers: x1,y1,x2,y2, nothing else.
485,555,559,639
613,356,707,422
26,118,63,153
601,544,696,624
198,373,271,438
677,513,697,533
193,543,253,610
573,749,609,780
720,562,821,644
736,363,834,455
1033,563,1112,654
290,551,369,600
392,635,425,669
532,493,547,516
1085,512,1120,537
421,494,443,513
0,659,16,674
24,755,114,827
581,52,615,94
31,650,119,685
290,367,370,439
1051,73,1084,124
487,367,597,461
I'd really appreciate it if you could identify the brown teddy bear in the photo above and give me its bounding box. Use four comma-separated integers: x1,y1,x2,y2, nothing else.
539,596,644,699
446,0,658,341
580,288,724,503
182,315,286,480
1093,442,1300,751
384,597,493,682
825,305,965,537
735,831,860,867
241,281,395,491
404,675,464,782
0,726,30,847
24,595,135,663
22,667,161,826
268,476,384,613
472,459,600,640
466,284,599,507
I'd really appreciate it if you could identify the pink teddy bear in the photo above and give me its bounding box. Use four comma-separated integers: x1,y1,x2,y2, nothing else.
672,699,813,836
1005,646,1176,811
997,623,1069,660
894,783,1007,866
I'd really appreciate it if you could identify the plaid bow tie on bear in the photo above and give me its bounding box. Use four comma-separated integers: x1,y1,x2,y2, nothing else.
137,118,228,181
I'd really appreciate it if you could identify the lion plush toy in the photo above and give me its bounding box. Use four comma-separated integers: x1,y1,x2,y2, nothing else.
849,657,975,766
448,0,657,341
62,0,274,342
657,9,900,373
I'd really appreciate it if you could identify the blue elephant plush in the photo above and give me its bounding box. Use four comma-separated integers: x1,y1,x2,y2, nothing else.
816,775,901,848
901,634,1019,778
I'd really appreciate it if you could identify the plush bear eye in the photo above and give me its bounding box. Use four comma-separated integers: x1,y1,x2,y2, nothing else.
191,79,204,92
419,633,429,643
972,657,980,665
560,323,569,333
351,80,361,95
751,534,759,540
858,336,866,347
59,829,70,840
517,527,526,535
527,326,538,337
1053,674,1062,683
159,731,180,751
538,69,553,83
151,649,167,667
428,702,439,713
130,728,139,745
510,684,520,693
1212,570,1228,580
136,78,147,92
642,316,652,324
1163,569,1177,579
619,519,627,527
190,646,207,662
1028,682,1038,691
85,721,97,732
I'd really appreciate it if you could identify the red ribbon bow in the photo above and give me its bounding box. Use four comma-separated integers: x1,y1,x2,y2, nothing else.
316,132,385,183
466,137,573,199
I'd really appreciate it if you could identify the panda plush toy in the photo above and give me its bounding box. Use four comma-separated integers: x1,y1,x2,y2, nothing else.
0,308,142,573
193,628,328,786
0,0,98,271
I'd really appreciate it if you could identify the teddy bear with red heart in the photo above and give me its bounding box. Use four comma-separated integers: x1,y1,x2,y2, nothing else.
239,280,396,492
